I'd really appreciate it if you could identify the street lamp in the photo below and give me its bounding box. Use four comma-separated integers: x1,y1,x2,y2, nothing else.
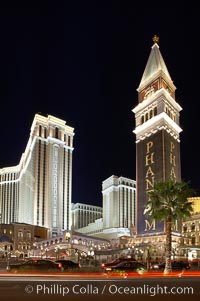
6,245,11,271
45,248,48,258
87,248,94,265
40,246,43,258
55,245,60,260
32,243,37,257
146,247,151,271
75,249,80,262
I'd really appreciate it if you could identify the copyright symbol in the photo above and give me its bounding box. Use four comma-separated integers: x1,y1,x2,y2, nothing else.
25,285,34,294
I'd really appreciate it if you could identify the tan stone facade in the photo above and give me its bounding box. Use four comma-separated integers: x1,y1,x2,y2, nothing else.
182,213,200,259
0,223,48,257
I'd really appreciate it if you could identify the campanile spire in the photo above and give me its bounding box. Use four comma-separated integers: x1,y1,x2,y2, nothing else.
137,36,175,100
132,38,182,235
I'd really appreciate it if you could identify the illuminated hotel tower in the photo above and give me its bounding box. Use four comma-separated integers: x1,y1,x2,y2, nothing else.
102,175,136,229
132,36,182,235
0,114,74,236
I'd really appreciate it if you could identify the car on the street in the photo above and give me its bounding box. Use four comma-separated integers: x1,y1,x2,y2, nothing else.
151,260,191,271
101,257,135,270
7,259,62,273
55,259,80,271
103,260,147,274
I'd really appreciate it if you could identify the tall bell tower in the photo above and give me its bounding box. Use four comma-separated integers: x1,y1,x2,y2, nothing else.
133,36,183,235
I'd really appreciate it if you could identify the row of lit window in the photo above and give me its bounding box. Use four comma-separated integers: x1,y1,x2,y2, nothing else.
18,231,31,238
120,181,136,188
37,238,108,249
77,212,102,217
183,227,199,232
0,172,19,182
18,243,31,250
76,209,102,214
165,106,176,122
140,107,157,125
76,205,102,211
184,237,196,244
140,104,177,126
2,229,31,238
3,229,12,235
38,125,72,146
183,223,200,232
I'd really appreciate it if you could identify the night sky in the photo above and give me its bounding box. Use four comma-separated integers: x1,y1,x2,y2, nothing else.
0,2,199,206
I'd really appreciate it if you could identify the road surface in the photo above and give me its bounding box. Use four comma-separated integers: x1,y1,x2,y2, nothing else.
0,273,199,300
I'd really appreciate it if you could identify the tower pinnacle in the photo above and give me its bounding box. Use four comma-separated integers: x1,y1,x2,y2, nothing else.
152,35,159,44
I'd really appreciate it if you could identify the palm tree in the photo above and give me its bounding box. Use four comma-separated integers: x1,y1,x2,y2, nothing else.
144,179,194,274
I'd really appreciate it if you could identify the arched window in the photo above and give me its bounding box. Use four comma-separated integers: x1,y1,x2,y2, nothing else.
191,223,195,231
55,127,59,139
39,125,42,136
44,128,47,138
18,230,23,238
183,225,187,232
191,236,196,245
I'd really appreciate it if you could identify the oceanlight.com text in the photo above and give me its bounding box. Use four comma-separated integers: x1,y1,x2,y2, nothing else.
24,283,194,297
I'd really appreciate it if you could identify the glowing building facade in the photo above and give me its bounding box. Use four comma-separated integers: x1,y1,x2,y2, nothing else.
102,175,136,229
75,175,136,240
72,202,103,230
188,197,200,214
0,114,74,236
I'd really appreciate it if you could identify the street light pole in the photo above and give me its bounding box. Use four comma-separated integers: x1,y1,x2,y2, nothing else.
146,247,150,271
40,246,43,258
6,246,10,271
55,246,60,260
45,248,48,258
